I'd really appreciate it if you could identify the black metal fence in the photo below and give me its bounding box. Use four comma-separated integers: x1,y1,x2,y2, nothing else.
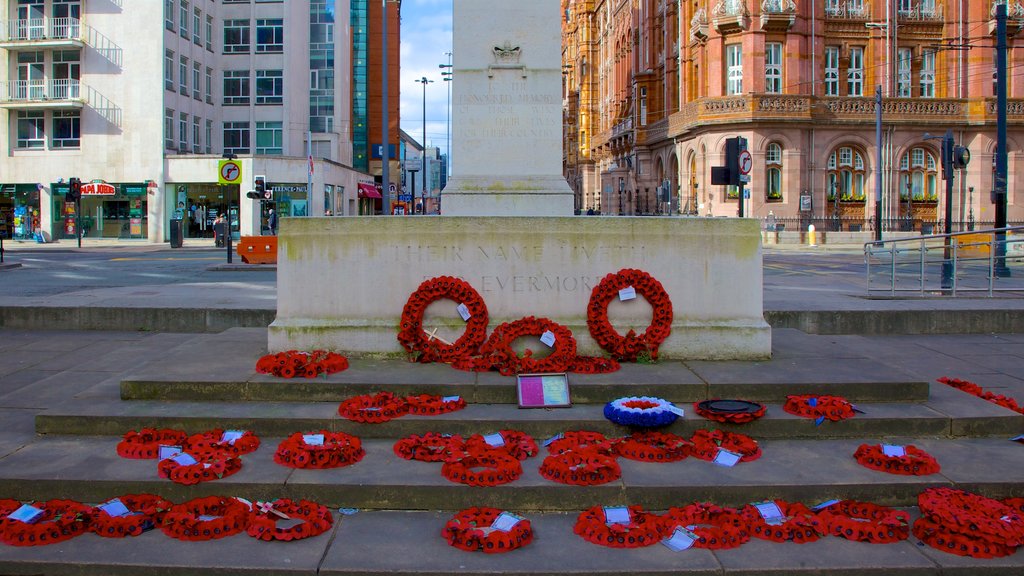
764,216,1024,234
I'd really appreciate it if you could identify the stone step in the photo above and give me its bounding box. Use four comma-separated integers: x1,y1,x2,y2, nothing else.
120,355,931,404
0,436,1019,510
1,508,1021,576
33,389,1023,439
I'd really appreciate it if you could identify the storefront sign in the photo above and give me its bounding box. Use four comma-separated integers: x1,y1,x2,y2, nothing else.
121,183,147,196
81,182,117,196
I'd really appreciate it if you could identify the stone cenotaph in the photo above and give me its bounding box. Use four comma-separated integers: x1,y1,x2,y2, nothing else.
440,0,574,216
269,0,771,360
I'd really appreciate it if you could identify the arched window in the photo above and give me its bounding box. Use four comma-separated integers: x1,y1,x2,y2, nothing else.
827,146,866,202
766,143,783,201
898,146,938,201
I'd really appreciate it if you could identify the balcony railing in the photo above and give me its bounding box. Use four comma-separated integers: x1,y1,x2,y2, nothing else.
1,17,81,42
0,79,81,103
898,2,943,21
824,1,871,19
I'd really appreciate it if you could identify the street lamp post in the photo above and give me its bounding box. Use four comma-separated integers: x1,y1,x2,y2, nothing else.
440,54,452,179
381,0,390,213
415,76,434,215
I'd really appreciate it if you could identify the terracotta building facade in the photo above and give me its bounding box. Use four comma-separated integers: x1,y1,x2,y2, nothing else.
563,0,1024,231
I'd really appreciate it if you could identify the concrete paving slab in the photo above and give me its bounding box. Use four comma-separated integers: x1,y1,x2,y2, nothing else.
0,408,39,458
0,368,64,398
715,536,937,575
319,510,722,576
768,329,874,359
926,382,1024,436
910,437,1024,497
0,370,117,408
0,518,333,576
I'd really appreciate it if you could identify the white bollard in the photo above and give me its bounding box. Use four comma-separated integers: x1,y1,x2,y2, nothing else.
808,224,817,247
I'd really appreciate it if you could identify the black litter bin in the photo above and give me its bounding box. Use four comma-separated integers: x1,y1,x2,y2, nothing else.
169,219,184,248
214,222,226,247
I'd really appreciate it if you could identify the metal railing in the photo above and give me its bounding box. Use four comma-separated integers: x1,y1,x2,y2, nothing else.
865,226,1024,296
0,78,80,102
2,17,81,42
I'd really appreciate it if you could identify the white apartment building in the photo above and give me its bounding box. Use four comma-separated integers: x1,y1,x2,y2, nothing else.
0,0,372,243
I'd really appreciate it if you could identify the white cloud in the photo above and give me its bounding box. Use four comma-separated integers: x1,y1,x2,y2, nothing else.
399,0,453,156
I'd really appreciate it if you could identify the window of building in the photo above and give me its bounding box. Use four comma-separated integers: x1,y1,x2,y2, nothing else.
256,19,283,53
899,147,938,201
765,142,782,201
165,0,174,30
178,112,188,151
165,108,174,149
639,87,647,126
255,121,283,154
165,49,174,90
16,110,45,149
192,115,201,153
897,48,912,97
179,56,188,95
192,61,201,100
824,46,839,96
205,66,213,103
206,15,213,51
223,121,250,154
224,19,250,54
51,110,80,149
206,119,213,154
827,146,866,202
726,44,742,95
223,70,250,105
256,69,283,104
847,47,864,96
179,0,188,38
192,7,201,45
920,50,935,98
765,42,782,94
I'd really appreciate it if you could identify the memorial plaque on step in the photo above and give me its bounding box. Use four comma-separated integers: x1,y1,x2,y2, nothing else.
517,373,570,408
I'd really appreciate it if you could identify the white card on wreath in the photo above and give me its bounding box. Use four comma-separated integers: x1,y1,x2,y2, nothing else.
197,515,220,522
303,434,325,446
171,453,198,466
666,404,685,417
540,330,556,347
882,445,906,457
753,501,785,525
713,449,742,467
99,498,132,518
158,445,182,460
603,506,631,525
618,286,637,301
456,303,471,321
483,433,505,447
490,512,523,532
442,395,461,403
8,504,44,524
221,430,245,445
543,433,564,447
662,527,698,551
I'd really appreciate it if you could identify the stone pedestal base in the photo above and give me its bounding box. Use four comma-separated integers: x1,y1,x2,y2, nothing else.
441,176,575,216
269,216,771,360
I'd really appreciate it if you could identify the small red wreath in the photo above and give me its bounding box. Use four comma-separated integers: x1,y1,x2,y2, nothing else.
539,450,621,486
614,431,691,463
739,500,823,544
255,350,349,378
337,392,410,423
471,316,578,376
783,394,855,421
157,451,242,485
688,429,761,462
464,430,539,461
546,431,615,456
274,431,365,469
405,394,467,416
397,276,489,363
160,496,251,541
0,499,91,547
573,505,665,548
90,494,173,538
662,503,751,549
816,500,909,544
246,499,333,542
393,433,466,462
185,429,261,458
918,487,1024,547
115,428,188,459
443,507,533,553
853,444,940,476
441,449,523,487
586,269,673,361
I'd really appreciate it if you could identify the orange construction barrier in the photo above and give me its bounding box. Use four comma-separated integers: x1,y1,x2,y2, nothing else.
236,236,278,264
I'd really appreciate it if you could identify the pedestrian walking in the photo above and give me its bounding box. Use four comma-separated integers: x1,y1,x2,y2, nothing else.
268,208,278,235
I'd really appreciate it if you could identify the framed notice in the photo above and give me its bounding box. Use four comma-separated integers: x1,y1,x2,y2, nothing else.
517,373,571,408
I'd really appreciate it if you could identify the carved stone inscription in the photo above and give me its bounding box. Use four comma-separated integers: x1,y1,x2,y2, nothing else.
457,79,559,141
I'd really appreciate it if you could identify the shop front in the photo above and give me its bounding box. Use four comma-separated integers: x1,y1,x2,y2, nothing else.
0,184,42,240
68,182,149,239
269,183,308,218
356,182,381,215
170,183,240,240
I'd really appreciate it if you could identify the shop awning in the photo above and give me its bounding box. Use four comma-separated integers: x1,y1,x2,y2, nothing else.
358,183,382,199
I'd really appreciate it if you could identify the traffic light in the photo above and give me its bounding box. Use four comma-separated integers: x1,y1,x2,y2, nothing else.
246,190,260,199
65,177,81,202
254,175,269,200
952,146,971,170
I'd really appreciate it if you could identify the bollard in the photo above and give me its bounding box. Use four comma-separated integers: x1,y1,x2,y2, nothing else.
808,224,817,247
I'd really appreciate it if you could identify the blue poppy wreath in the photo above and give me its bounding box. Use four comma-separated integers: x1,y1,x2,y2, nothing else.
603,396,680,427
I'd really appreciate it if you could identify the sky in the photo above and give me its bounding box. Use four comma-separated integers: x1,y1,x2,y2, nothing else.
398,0,454,158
